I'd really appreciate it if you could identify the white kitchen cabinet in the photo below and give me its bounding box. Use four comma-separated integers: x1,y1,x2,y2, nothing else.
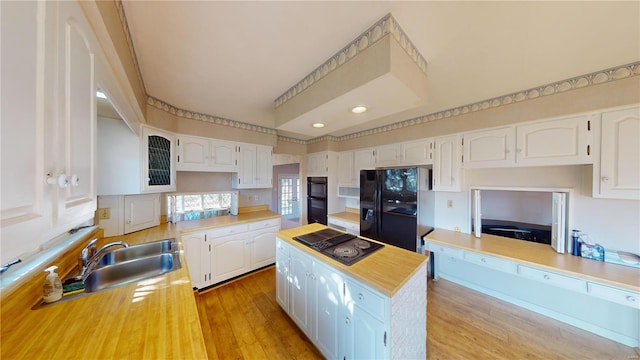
433,134,462,192
233,143,272,189
177,135,238,172
123,194,160,234
313,261,341,359
354,148,376,171
515,114,592,166
275,238,290,310
400,138,433,165
594,106,640,200
343,280,387,360
374,144,401,167
327,216,359,235
587,282,640,309
182,231,209,289
1,1,101,263
337,151,356,187
142,126,176,193
307,152,329,177
182,218,281,289
289,247,314,334
462,127,515,168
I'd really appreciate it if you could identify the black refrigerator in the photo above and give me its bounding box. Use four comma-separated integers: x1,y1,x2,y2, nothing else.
360,168,434,252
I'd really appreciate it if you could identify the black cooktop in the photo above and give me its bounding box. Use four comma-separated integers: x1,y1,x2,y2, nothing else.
294,228,384,266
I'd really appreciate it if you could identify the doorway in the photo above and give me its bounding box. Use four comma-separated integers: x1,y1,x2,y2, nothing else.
278,174,300,229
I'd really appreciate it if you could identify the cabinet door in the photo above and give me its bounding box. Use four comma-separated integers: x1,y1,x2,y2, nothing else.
337,151,355,186
182,232,207,289
307,152,328,176
123,194,160,234
142,126,176,193
54,0,98,227
251,226,278,269
433,135,462,191
313,261,341,360
255,145,273,188
354,149,375,171
210,232,251,284
516,114,592,166
343,301,386,360
463,127,515,168
289,248,313,335
235,144,257,188
374,144,400,167
597,107,640,200
176,135,210,171
275,239,290,310
210,139,238,172
400,139,433,165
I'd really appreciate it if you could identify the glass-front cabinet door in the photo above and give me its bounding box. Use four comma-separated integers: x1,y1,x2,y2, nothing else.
142,126,176,193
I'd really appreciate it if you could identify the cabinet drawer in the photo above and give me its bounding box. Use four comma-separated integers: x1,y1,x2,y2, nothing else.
588,282,640,309
249,218,281,231
346,280,385,318
426,243,463,259
206,224,249,238
517,265,586,293
463,252,515,273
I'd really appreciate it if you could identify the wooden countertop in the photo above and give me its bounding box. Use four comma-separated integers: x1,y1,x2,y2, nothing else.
426,229,640,292
277,223,428,297
1,209,280,359
327,211,359,225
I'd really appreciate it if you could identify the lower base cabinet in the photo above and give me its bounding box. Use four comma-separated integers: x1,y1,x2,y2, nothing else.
183,218,280,289
276,237,427,359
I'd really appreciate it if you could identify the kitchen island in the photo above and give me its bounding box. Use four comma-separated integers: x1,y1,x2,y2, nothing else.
0,208,279,359
276,223,428,359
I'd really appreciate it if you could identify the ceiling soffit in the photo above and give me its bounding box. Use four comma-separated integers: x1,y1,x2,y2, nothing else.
274,14,429,137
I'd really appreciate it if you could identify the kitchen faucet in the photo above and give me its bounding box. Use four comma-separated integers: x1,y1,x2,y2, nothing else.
78,239,129,279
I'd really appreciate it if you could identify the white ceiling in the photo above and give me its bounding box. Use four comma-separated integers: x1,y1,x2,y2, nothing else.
121,1,639,140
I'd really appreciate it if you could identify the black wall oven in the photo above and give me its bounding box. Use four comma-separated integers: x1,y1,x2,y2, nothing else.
307,177,328,225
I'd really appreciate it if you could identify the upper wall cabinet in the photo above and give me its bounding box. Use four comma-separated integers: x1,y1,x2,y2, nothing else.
337,151,356,187
176,135,237,172
515,114,593,166
1,1,100,262
433,135,462,192
142,126,176,193
593,106,640,200
462,114,593,168
399,139,433,165
307,152,329,177
354,148,376,171
374,144,401,167
233,144,272,189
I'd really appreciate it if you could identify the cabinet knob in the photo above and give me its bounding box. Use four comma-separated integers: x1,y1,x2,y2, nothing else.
543,274,551,280
358,293,364,301
601,176,609,182
70,174,80,187
481,258,486,263
516,148,522,153
626,296,637,302
46,174,68,188
345,317,351,325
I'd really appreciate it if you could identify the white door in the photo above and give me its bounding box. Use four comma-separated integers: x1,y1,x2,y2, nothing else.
278,174,300,229
275,239,290,310
256,145,273,187
236,144,257,188
289,249,313,334
177,135,210,171
210,139,237,171
463,127,515,168
433,135,462,191
343,304,386,359
337,152,355,186
182,232,206,289
251,227,277,269
313,262,341,359
211,233,250,283
400,139,433,165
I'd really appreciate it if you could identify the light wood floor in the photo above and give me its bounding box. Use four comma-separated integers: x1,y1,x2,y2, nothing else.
195,266,639,359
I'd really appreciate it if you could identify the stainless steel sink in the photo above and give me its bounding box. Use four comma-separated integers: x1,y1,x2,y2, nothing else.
94,238,178,268
84,251,182,293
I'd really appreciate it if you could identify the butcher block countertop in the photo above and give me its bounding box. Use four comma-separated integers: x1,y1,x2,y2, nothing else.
327,207,359,224
426,229,640,293
277,223,428,297
1,207,279,360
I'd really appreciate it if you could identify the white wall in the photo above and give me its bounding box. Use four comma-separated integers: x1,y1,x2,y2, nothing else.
434,165,640,253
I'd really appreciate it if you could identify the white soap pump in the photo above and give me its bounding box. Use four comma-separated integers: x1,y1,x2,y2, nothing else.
43,265,63,303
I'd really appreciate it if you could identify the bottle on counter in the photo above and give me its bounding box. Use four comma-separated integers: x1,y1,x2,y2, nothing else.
571,229,581,256
43,265,63,303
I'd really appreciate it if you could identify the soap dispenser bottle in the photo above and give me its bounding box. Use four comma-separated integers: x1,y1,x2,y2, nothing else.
43,266,63,303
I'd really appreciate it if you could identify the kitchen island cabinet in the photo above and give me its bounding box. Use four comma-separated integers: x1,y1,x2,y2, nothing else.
276,224,428,359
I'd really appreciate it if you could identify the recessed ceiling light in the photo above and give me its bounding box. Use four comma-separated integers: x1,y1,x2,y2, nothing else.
96,90,107,99
312,123,325,128
351,106,367,114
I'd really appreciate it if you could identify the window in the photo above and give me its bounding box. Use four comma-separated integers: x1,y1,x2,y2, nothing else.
168,191,235,222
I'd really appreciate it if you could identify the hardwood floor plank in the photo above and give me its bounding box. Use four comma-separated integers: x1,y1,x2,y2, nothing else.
195,267,638,360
